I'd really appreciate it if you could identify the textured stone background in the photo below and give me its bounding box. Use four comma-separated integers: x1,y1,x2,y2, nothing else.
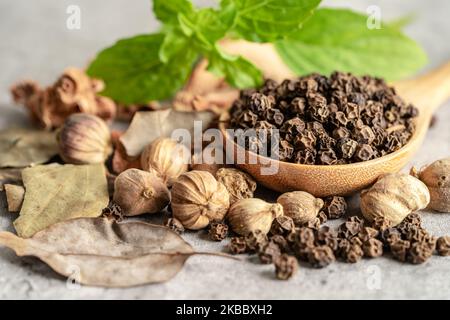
0,0,449,299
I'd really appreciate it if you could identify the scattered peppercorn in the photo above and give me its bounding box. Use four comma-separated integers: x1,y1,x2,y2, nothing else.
245,230,268,252
302,218,321,230
381,228,402,247
270,216,295,236
342,243,364,263
228,208,448,277
318,211,328,224
270,234,291,253
363,238,383,258
391,239,411,262
407,242,433,264
402,212,422,227
294,227,316,247
437,236,450,256
358,227,379,242
274,254,298,280
230,73,418,164
307,245,336,268
323,196,347,219
101,203,123,222
229,237,247,255
258,241,282,264
338,219,362,239
371,216,393,232
208,222,229,241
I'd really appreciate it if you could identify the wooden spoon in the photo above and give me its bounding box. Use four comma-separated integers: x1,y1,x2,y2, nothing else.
219,61,450,197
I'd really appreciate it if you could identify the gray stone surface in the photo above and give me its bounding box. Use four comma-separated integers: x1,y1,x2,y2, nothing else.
0,0,449,300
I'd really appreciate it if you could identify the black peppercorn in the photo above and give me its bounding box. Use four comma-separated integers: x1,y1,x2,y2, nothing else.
245,230,268,252
357,227,379,242
229,237,247,255
363,238,383,258
102,203,124,222
230,72,418,165
307,245,336,268
371,216,393,232
258,241,282,264
270,216,296,236
323,196,347,219
381,228,402,247
208,222,228,241
274,254,298,280
270,234,291,253
390,239,411,262
437,236,450,256
342,244,364,263
407,242,433,264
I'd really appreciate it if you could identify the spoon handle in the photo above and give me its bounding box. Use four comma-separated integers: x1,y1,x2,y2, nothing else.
394,61,450,117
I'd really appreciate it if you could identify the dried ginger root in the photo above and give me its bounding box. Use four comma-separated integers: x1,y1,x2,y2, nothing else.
11,68,116,129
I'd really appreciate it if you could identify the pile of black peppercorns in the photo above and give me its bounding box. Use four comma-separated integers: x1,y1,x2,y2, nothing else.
230,72,419,165
223,197,450,280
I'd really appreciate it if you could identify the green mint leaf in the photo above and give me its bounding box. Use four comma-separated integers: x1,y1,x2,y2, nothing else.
87,34,197,104
159,26,190,63
207,46,263,88
178,7,237,50
224,0,321,42
275,8,427,80
153,0,194,24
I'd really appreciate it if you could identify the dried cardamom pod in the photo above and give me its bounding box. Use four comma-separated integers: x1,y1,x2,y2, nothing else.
361,173,430,226
58,113,112,164
171,171,230,230
141,138,190,186
277,191,324,225
227,198,283,236
414,158,450,212
113,169,170,216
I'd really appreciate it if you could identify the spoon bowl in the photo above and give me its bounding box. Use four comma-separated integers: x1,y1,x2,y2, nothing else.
220,62,450,197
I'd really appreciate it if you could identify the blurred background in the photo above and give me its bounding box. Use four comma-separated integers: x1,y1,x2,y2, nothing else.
1,0,449,88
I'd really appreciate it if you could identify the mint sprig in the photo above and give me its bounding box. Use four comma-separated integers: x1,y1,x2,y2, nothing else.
87,34,197,104
87,1,427,104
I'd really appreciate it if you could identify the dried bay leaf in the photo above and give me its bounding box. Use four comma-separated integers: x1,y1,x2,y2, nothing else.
14,164,109,238
0,218,195,287
0,128,58,168
4,184,25,212
120,110,215,158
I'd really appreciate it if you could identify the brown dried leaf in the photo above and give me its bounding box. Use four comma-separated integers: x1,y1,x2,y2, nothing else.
111,130,141,174
0,218,194,287
0,128,58,168
13,164,109,238
119,110,215,158
4,184,25,212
